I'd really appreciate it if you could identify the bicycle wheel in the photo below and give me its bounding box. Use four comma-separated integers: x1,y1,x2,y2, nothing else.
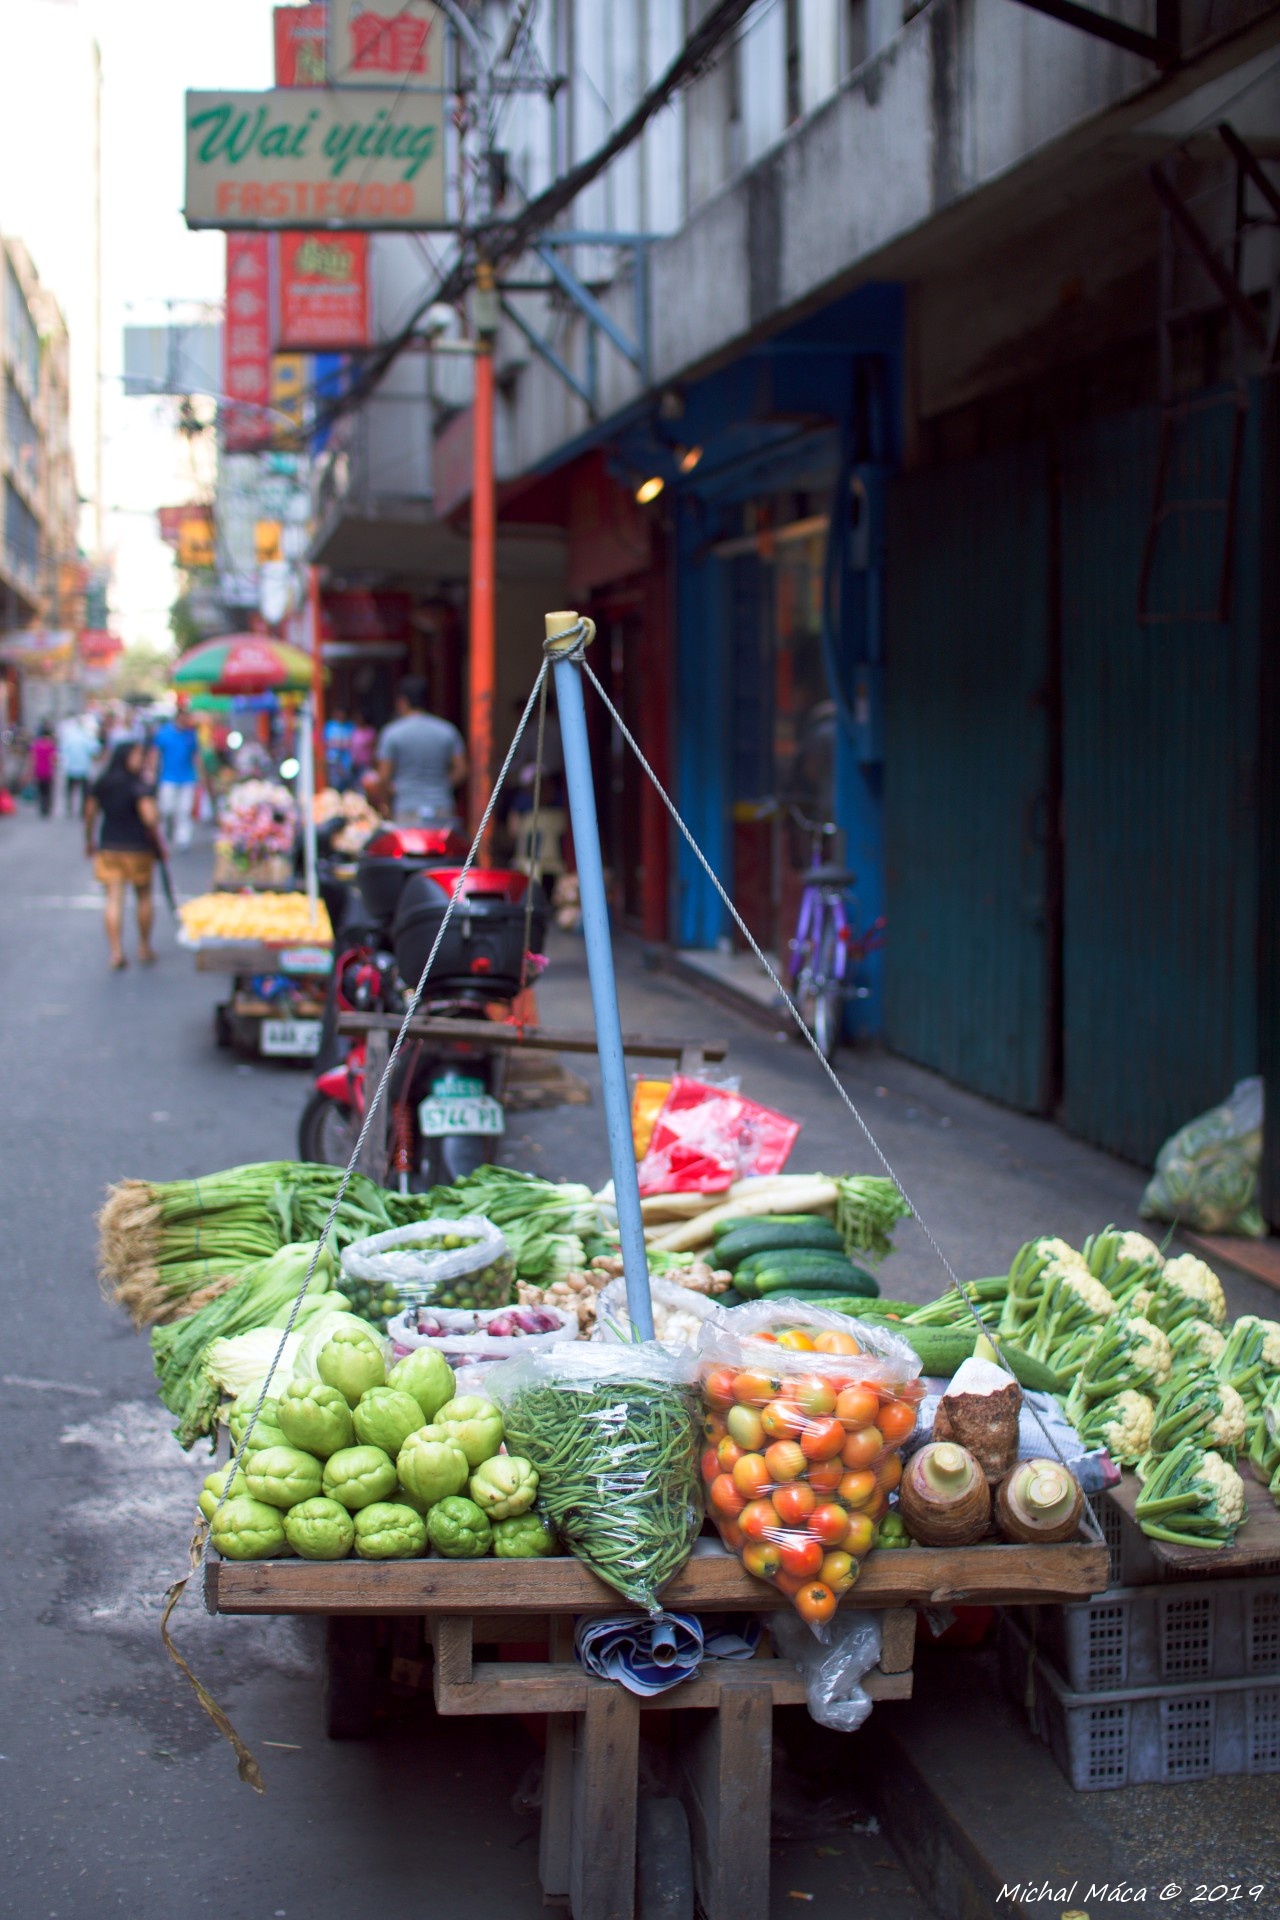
797,917,843,1064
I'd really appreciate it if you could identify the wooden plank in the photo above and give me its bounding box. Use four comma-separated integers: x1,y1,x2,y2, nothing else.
676,1682,773,1920
194,942,331,974
206,1536,1110,1616
429,1615,473,1689
1183,1230,1280,1296
878,1607,917,1675
569,1685,640,1920
540,1618,576,1902
353,1028,391,1182
432,1658,908,1716
1109,1467,1280,1574
335,1010,727,1062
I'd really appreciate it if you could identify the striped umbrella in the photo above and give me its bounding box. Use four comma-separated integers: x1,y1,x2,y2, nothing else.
171,635,323,695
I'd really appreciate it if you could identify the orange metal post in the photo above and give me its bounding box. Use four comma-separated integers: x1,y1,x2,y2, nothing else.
308,564,327,794
468,333,496,848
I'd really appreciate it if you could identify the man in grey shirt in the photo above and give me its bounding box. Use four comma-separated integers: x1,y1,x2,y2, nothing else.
376,676,467,828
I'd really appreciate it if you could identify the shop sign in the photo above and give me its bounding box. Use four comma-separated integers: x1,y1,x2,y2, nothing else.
157,506,186,548
326,1,445,87
78,630,123,665
0,629,74,668
178,514,217,570
185,89,447,229
274,4,326,86
320,588,412,641
254,520,284,564
222,236,273,451
275,232,370,350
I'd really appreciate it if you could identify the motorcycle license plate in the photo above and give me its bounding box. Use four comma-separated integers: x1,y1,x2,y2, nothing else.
260,1017,323,1058
418,1093,506,1138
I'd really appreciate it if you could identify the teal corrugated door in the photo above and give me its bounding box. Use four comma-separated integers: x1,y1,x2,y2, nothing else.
1060,396,1260,1164
884,444,1054,1111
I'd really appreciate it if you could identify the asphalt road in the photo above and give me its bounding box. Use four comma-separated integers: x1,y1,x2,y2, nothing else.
0,813,917,1920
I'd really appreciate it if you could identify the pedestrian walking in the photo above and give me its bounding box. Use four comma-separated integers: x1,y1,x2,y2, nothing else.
152,707,199,851
350,711,377,785
58,714,95,817
83,741,163,971
376,676,467,829
324,709,354,790
29,723,56,817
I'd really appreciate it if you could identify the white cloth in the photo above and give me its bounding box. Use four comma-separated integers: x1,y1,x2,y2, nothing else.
158,779,196,848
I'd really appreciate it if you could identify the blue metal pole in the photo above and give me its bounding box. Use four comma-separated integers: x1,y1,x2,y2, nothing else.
547,615,655,1342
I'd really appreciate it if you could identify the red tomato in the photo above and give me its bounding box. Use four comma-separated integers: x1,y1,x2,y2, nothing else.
877,1398,918,1446
838,1469,878,1510
876,1452,904,1494
739,1497,781,1542
820,1550,857,1595
841,1425,884,1470
701,1412,727,1444
734,1367,782,1406
792,1373,837,1417
732,1453,772,1500
764,1440,806,1482
718,1519,744,1552
841,1512,877,1556
773,1570,806,1598
703,1367,738,1411
835,1384,880,1429
865,1491,890,1522
808,1502,851,1547
778,1534,825,1579
794,1580,837,1626
800,1416,846,1462
814,1330,860,1355
760,1399,804,1441
773,1481,816,1526
709,1474,746,1517
806,1458,844,1494
742,1540,782,1580
700,1447,720,1483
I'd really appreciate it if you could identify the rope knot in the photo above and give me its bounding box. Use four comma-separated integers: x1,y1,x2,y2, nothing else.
543,612,596,661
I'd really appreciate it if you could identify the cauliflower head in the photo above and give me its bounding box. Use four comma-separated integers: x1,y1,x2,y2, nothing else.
1159,1255,1227,1329
1100,1390,1154,1462
1127,1315,1174,1389
1171,1318,1226,1368
1212,1381,1248,1451
1198,1450,1246,1528
1116,1230,1164,1269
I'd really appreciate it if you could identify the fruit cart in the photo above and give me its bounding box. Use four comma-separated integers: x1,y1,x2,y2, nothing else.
194,936,333,1060
207,1532,1107,1920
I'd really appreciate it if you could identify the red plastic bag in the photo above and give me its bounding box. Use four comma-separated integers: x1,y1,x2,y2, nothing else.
636,1076,800,1195
0,789,14,816
696,1305,923,1633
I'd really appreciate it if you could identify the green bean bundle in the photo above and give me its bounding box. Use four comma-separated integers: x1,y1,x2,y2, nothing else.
500,1360,702,1612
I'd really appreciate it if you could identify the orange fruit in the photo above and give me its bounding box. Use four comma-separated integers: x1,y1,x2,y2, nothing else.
792,1374,837,1417
700,1447,721,1484
800,1415,846,1461
806,1458,844,1494
701,1412,727,1444
742,1540,782,1580
841,1511,877,1556
876,1452,903,1494
764,1440,806,1483
760,1399,804,1441
778,1534,825,1578
773,1569,806,1598
718,1519,744,1551
808,1502,851,1546
835,1384,880,1429
841,1425,884,1470
814,1330,859,1355
709,1473,746,1517
739,1497,781,1541
876,1398,918,1446
703,1367,737,1411
794,1580,837,1626
865,1491,890,1522
820,1550,857,1594
773,1481,816,1526
776,1329,815,1351
838,1469,878,1510
734,1367,782,1406
731,1453,772,1500
716,1435,745,1473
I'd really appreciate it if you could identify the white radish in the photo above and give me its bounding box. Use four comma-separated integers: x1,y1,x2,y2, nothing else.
647,1178,839,1252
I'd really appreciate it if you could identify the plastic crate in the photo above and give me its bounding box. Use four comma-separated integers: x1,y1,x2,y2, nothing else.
999,1615,1280,1790
1009,1578,1280,1690
1097,1484,1280,1587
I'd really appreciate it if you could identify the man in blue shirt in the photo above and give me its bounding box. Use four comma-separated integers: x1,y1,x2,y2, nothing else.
153,708,200,850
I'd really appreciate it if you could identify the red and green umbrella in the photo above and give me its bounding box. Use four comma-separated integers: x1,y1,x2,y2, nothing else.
172,635,324,696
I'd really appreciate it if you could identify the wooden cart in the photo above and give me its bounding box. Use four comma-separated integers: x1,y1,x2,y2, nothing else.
191,938,333,1060
207,1535,1107,1920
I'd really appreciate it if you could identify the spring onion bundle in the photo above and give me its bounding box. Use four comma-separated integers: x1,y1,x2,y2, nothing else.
492,1346,702,1611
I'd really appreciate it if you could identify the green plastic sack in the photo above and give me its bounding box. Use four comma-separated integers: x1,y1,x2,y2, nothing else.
1140,1078,1265,1238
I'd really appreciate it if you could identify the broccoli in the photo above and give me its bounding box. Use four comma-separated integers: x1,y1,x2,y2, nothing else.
1074,1389,1154,1466
1146,1255,1227,1335
1135,1440,1246,1548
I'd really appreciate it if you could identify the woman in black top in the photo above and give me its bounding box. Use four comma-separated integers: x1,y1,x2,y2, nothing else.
83,741,164,970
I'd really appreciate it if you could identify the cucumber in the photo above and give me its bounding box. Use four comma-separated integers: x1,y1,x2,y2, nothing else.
752,1262,880,1299
715,1221,844,1269
850,1322,1065,1392
712,1213,830,1240
736,1246,862,1279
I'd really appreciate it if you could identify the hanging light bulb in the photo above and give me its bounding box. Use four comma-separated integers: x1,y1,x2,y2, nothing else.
634,475,665,504
676,445,703,474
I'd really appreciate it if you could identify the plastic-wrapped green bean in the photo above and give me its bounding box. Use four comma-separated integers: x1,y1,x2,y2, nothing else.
488,1345,702,1612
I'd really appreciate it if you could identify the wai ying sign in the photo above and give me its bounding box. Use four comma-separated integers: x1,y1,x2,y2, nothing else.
184,88,447,228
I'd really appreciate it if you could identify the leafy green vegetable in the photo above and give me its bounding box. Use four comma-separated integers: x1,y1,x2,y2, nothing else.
1134,1440,1246,1548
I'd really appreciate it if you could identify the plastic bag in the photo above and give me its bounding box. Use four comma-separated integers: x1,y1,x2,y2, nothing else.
387,1301,578,1366
769,1608,882,1728
593,1276,729,1349
637,1076,800,1195
485,1342,703,1613
696,1306,923,1631
1140,1077,1265,1238
340,1218,514,1309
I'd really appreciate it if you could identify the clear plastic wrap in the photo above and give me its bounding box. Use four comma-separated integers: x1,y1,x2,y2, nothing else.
696,1306,923,1631
485,1343,703,1613
593,1276,728,1349
387,1302,579,1366
340,1218,514,1311
769,1608,883,1728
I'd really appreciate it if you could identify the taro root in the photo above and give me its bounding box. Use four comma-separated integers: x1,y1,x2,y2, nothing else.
932,1356,1022,1485
995,1458,1084,1544
897,1442,991,1547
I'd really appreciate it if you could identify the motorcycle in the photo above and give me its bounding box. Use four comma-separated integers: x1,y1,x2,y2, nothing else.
298,826,547,1188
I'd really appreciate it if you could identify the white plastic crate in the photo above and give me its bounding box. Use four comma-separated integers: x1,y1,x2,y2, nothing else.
1011,1578,1280,1691
999,1615,1280,1790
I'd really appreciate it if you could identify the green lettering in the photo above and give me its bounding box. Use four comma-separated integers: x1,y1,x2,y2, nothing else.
402,127,437,181
322,124,362,178
188,103,266,166
287,111,318,159
259,121,293,158
357,110,388,158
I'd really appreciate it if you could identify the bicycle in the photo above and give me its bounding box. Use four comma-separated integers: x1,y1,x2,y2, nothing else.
784,807,885,1063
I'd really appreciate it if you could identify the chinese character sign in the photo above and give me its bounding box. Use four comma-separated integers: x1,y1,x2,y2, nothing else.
327,1,445,86
276,232,370,349
274,4,326,86
222,236,273,450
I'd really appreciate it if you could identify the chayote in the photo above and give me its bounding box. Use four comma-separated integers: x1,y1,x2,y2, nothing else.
388,1347,455,1426
469,1454,539,1521
353,1501,428,1561
209,1495,288,1561
353,1387,429,1458
244,1445,324,1511
434,1395,504,1469
426,1495,493,1559
396,1429,469,1509
322,1444,397,1511
276,1379,354,1459
283,1497,356,1561
492,1512,557,1560
227,1392,288,1453
315,1326,385,1408
197,1461,247,1522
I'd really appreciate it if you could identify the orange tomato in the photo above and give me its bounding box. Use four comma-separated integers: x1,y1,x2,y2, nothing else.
776,1328,815,1351
841,1511,877,1555
739,1497,781,1541
792,1374,837,1417
718,1519,744,1551
814,1330,860,1355
753,1330,779,1343
820,1550,858,1595
716,1435,745,1473
709,1473,746,1517
876,1452,904,1494
864,1491,890,1522
778,1534,825,1578
838,1468,878,1510
835,1384,880,1429
773,1481,816,1526
703,1367,737,1410
876,1401,917,1447
701,1412,727,1444
734,1367,782,1406
731,1452,772,1500
700,1447,721,1483
773,1570,806,1598
742,1540,782,1580
808,1502,851,1546
764,1439,806,1483
800,1415,846,1462
806,1458,844,1494
726,1405,766,1452
794,1580,838,1626
760,1399,804,1441
841,1425,884,1470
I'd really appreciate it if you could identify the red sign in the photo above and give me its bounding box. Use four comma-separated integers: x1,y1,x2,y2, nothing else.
274,4,326,86
78,630,123,665
157,506,185,547
275,233,370,350
223,236,273,452
320,589,412,642
327,2,444,85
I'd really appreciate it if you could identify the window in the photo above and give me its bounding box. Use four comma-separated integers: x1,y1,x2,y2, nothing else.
785,0,802,123
4,478,40,579
845,0,868,71
5,376,38,482
4,258,40,394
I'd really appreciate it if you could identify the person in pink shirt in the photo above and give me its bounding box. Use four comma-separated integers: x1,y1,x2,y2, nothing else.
29,723,56,817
